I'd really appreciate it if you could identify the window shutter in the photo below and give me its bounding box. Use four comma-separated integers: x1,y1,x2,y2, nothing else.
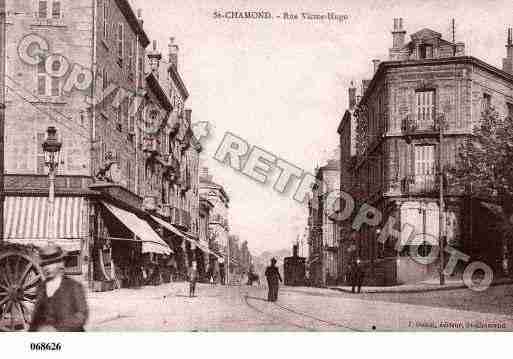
39,1,48,18
103,0,109,38
36,132,46,174
51,77,60,96
117,23,123,59
37,75,46,95
102,68,108,90
52,1,61,19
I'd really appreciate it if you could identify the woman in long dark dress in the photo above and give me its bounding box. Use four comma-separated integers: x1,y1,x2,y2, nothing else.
265,258,282,302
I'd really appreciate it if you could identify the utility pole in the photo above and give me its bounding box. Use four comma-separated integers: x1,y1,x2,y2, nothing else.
438,114,446,285
0,0,6,245
226,234,230,285
451,18,456,56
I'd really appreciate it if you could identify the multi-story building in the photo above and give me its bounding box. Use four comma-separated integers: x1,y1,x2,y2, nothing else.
307,159,340,286
135,38,211,280
342,18,513,285
3,1,211,290
336,82,358,284
3,0,171,290
199,167,230,282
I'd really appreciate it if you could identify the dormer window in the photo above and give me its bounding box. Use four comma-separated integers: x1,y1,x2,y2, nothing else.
419,44,433,59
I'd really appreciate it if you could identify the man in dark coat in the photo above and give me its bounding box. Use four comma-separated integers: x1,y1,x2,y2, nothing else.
29,245,89,332
265,258,282,302
350,261,365,294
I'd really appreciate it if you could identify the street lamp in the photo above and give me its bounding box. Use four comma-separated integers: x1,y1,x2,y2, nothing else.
42,126,62,240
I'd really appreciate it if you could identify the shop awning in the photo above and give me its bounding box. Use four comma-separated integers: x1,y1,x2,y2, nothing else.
149,215,184,238
102,202,173,255
195,241,220,258
3,196,87,252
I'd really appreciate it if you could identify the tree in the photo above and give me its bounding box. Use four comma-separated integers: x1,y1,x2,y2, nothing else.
451,107,513,236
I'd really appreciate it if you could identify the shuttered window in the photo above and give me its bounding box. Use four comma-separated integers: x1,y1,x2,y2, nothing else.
38,1,48,18
51,1,61,19
128,41,134,74
414,145,435,176
37,61,46,95
51,77,60,96
103,0,109,38
102,68,108,90
117,23,124,61
38,1,61,19
415,90,435,128
36,132,46,174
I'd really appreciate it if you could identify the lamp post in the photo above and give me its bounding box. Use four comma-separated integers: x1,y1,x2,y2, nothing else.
42,127,62,241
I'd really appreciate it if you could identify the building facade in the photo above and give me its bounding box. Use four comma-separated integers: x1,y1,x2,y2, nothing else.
3,0,213,290
336,84,358,284
307,159,340,287
340,19,513,285
199,167,230,283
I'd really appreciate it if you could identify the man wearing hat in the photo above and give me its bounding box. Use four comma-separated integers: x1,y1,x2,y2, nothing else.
29,244,89,332
264,258,282,302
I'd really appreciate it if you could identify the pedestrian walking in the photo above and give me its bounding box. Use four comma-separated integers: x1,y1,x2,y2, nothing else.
265,258,282,302
29,245,89,332
350,261,365,294
188,261,198,297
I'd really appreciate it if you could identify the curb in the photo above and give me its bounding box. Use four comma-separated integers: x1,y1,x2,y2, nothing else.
328,279,513,294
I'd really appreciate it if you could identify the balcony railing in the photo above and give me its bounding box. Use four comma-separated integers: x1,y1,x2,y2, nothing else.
401,174,438,194
401,116,437,134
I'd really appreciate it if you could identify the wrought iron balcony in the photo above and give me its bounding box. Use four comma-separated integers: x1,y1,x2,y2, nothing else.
401,174,438,194
401,116,437,135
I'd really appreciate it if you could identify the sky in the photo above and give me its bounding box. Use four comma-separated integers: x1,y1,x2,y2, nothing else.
131,0,513,255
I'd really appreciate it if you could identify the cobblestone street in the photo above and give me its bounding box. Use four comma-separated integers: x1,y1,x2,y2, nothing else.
86,283,513,331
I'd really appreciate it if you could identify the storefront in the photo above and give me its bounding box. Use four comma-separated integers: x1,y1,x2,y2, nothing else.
3,195,89,276
89,184,173,291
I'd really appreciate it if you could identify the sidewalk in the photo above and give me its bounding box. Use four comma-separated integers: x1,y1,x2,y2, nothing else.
86,281,193,327
328,277,513,294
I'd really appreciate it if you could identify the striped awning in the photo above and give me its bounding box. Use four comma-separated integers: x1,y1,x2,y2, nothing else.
195,240,220,258
149,215,184,238
102,202,173,256
4,196,87,251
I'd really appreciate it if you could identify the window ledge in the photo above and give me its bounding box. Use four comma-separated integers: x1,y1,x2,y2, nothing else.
30,96,67,105
31,19,67,28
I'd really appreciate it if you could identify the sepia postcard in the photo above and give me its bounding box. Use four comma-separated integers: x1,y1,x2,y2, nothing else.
1,0,513,356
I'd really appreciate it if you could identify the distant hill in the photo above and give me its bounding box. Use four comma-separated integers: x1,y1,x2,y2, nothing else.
252,248,291,278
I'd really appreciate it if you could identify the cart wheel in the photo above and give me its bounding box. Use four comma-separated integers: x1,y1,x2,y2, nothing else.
0,249,42,331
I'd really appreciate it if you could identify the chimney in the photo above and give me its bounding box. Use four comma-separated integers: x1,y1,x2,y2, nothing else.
455,42,465,57
147,40,162,78
503,28,513,74
293,244,298,258
348,80,356,109
372,59,381,74
391,18,406,49
137,9,144,28
168,37,179,69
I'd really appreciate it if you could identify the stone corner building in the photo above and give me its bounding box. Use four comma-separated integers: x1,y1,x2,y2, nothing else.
337,18,513,286
3,0,216,290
